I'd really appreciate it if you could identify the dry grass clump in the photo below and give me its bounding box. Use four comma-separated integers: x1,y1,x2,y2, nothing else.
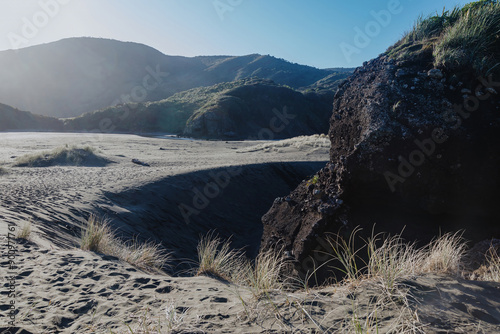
195,233,290,297
481,247,500,282
421,231,466,275
80,215,170,271
80,214,115,253
16,219,32,240
245,249,288,298
239,134,330,153
327,229,466,287
470,245,500,282
366,232,423,294
15,145,107,167
196,233,246,281
323,229,467,333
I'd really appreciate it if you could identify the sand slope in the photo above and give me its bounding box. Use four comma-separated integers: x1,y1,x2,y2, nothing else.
2,241,500,333
1,133,500,333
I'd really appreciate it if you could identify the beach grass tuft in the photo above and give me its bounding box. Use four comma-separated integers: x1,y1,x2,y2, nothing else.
196,232,246,281
16,219,32,240
15,145,107,167
80,215,170,271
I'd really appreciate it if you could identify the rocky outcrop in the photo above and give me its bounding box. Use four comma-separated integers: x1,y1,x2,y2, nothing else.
260,51,500,281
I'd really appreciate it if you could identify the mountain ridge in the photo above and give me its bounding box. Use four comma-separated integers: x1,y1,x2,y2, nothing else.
0,37,351,119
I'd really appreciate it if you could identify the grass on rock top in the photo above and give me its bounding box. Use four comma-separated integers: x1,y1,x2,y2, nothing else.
386,0,500,76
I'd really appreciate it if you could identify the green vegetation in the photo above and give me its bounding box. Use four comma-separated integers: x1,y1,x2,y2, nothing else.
14,145,110,167
0,102,63,131
387,0,500,75
307,174,320,186
64,77,334,139
80,215,170,271
64,78,272,134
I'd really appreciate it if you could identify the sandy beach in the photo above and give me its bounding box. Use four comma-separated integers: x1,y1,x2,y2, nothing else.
1,132,500,333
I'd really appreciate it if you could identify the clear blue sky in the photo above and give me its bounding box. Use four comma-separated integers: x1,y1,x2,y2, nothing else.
0,0,471,68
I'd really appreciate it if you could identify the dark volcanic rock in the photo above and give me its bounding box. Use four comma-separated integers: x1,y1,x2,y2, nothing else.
261,53,500,282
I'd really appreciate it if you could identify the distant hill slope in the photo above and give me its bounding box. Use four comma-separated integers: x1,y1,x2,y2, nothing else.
0,103,63,131
64,78,336,139
0,37,350,118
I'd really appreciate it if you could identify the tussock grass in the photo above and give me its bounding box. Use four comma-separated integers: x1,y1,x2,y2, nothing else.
470,245,500,282
16,219,32,240
421,231,466,275
80,215,170,271
195,233,290,296
367,232,422,294
245,249,287,298
196,233,246,281
15,145,106,167
434,1,500,74
327,227,367,283
122,238,170,270
482,247,500,282
322,230,466,333
387,0,500,75
327,229,467,287
403,8,462,44
80,214,115,253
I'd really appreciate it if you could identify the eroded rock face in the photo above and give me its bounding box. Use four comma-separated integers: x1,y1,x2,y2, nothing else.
261,53,500,281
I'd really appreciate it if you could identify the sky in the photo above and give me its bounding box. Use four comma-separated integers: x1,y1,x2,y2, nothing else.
0,0,471,69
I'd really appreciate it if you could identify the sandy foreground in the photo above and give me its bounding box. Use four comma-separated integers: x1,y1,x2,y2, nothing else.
0,133,499,333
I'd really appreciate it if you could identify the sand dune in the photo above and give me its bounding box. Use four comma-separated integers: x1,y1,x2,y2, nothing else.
3,242,500,333
1,133,500,333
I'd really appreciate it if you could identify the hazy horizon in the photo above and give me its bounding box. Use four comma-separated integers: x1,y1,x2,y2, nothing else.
1,0,470,68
